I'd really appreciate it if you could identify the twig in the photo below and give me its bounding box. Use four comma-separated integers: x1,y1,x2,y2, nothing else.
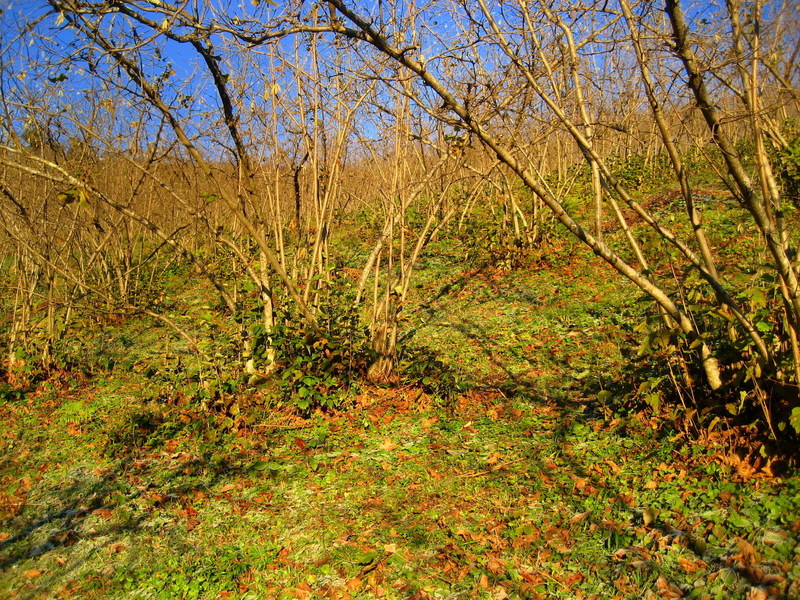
457,457,525,478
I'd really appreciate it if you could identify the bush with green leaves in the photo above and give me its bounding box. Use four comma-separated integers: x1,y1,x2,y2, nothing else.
265,301,372,414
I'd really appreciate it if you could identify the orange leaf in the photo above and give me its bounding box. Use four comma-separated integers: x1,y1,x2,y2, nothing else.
426,467,442,480
379,439,397,451
486,452,503,466
24,569,44,579
487,558,505,574
345,577,363,591
656,574,684,598
677,556,707,573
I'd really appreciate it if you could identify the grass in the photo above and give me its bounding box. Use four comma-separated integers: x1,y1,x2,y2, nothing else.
1,379,798,599
2,232,799,600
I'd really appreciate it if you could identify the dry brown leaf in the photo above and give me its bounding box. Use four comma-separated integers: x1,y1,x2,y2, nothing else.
426,467,442,480
345,577,362,591
656,574,684,598
677,556,707,573
491,585,509,600
379,439,397,451
570,511,591,523
487,558,505,574
486,452,503,466
92,508,114,519
746,588,769,600
24,569,44,579
615,493,635,507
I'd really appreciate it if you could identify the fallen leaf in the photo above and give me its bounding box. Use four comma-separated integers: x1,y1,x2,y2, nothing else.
24,569,44,579
379,439,397,451
492,585,509,600
677,556,707,573
486,452,503,466
570,511,591,523
656,574,684,598
426,467,442,480
643,507,659,526
746,588,769,600
345,577,363,591
383,543,397,554
487,558,505,574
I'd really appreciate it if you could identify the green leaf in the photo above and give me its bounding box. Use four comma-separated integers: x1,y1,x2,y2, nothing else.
745,287,767,308
789,407,800,434
645,393,660,412
353,550,379,565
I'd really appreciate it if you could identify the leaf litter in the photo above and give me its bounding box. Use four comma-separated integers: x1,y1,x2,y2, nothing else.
1,246,799,599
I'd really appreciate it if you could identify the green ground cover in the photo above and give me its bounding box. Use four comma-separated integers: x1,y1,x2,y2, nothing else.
1,235,798,599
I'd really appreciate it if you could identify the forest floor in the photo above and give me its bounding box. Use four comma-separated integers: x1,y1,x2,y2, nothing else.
1,223,800,600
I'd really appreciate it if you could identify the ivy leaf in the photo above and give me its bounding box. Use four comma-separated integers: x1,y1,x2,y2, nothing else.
353,549,379,565
789,407,800,434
